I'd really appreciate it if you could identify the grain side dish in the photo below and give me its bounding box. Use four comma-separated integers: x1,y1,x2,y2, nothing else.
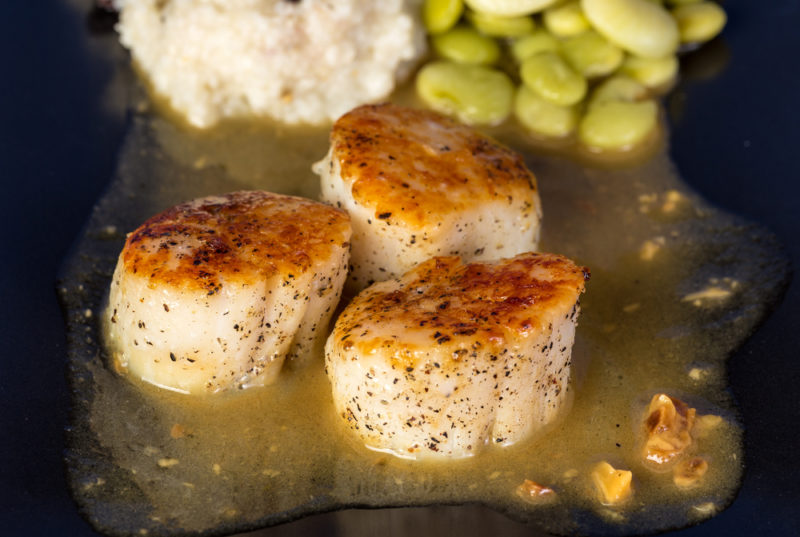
115,0,427,128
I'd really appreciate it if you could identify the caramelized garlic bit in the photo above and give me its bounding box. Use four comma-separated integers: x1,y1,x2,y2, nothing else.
515,479,556,502
157,458,180,468
170,423,189,439
642,393,696,466
640,236,666,261
591,461,633,505
673,456,709,488
212,463,222,475
661,189,685,212
688,366,710,381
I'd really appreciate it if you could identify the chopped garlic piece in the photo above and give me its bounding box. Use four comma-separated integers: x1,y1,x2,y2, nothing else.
683,286,732,303
683,277,739,306
170,423,189,439
692,502,718,515
642,393,696,466
638,193,657,203
515,479,556,503
639,236,665,261
688,367,709,381
638,190,688,215
82,477,106,491
591,461,633,505
694,414,723,437
661,190,685,212
157,458,179,468
674,457,709,488
623,303,640,313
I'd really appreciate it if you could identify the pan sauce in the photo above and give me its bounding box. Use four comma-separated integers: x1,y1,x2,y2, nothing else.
62,101,788,536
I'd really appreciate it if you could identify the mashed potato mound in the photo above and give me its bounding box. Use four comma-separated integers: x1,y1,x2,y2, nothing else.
117,0,426,128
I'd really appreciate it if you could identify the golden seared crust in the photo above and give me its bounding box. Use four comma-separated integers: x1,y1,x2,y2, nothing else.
332,253,589,362
121,191,351,294
330,103,538,227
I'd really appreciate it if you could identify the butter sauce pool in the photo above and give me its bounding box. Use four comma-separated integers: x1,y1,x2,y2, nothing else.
60,104,788,536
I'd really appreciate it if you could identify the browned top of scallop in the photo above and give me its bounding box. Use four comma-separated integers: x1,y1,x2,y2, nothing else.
331,253,589,361
121,191,351,295
330,103,538,225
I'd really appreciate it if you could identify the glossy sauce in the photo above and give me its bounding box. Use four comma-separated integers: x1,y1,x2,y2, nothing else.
61,97,787,536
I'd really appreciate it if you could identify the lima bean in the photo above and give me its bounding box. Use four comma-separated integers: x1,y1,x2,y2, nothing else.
464,0,558,17
581,0,679,58
672,2,726,44
432,25,501,65
561,30,624,78
515,85,580,138
520,51,587,106
543,1,591,37
423,0,465,34
467,10,536,37
416,61,514,125
510,30,560,63
579,100,658,150
588,75,648,109
620,54,679,88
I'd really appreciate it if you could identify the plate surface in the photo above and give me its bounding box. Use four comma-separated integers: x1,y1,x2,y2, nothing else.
1,1,799,536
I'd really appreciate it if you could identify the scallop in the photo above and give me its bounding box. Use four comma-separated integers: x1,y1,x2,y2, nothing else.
325,252,589,459
105,191,351,394
313,103,542,292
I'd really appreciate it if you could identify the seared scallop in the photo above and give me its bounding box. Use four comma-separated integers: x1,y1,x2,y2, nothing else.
325,252,588,459
313,103,542,292
105,191,351,395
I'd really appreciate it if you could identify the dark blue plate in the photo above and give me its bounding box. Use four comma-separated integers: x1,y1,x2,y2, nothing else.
1,1,798,536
